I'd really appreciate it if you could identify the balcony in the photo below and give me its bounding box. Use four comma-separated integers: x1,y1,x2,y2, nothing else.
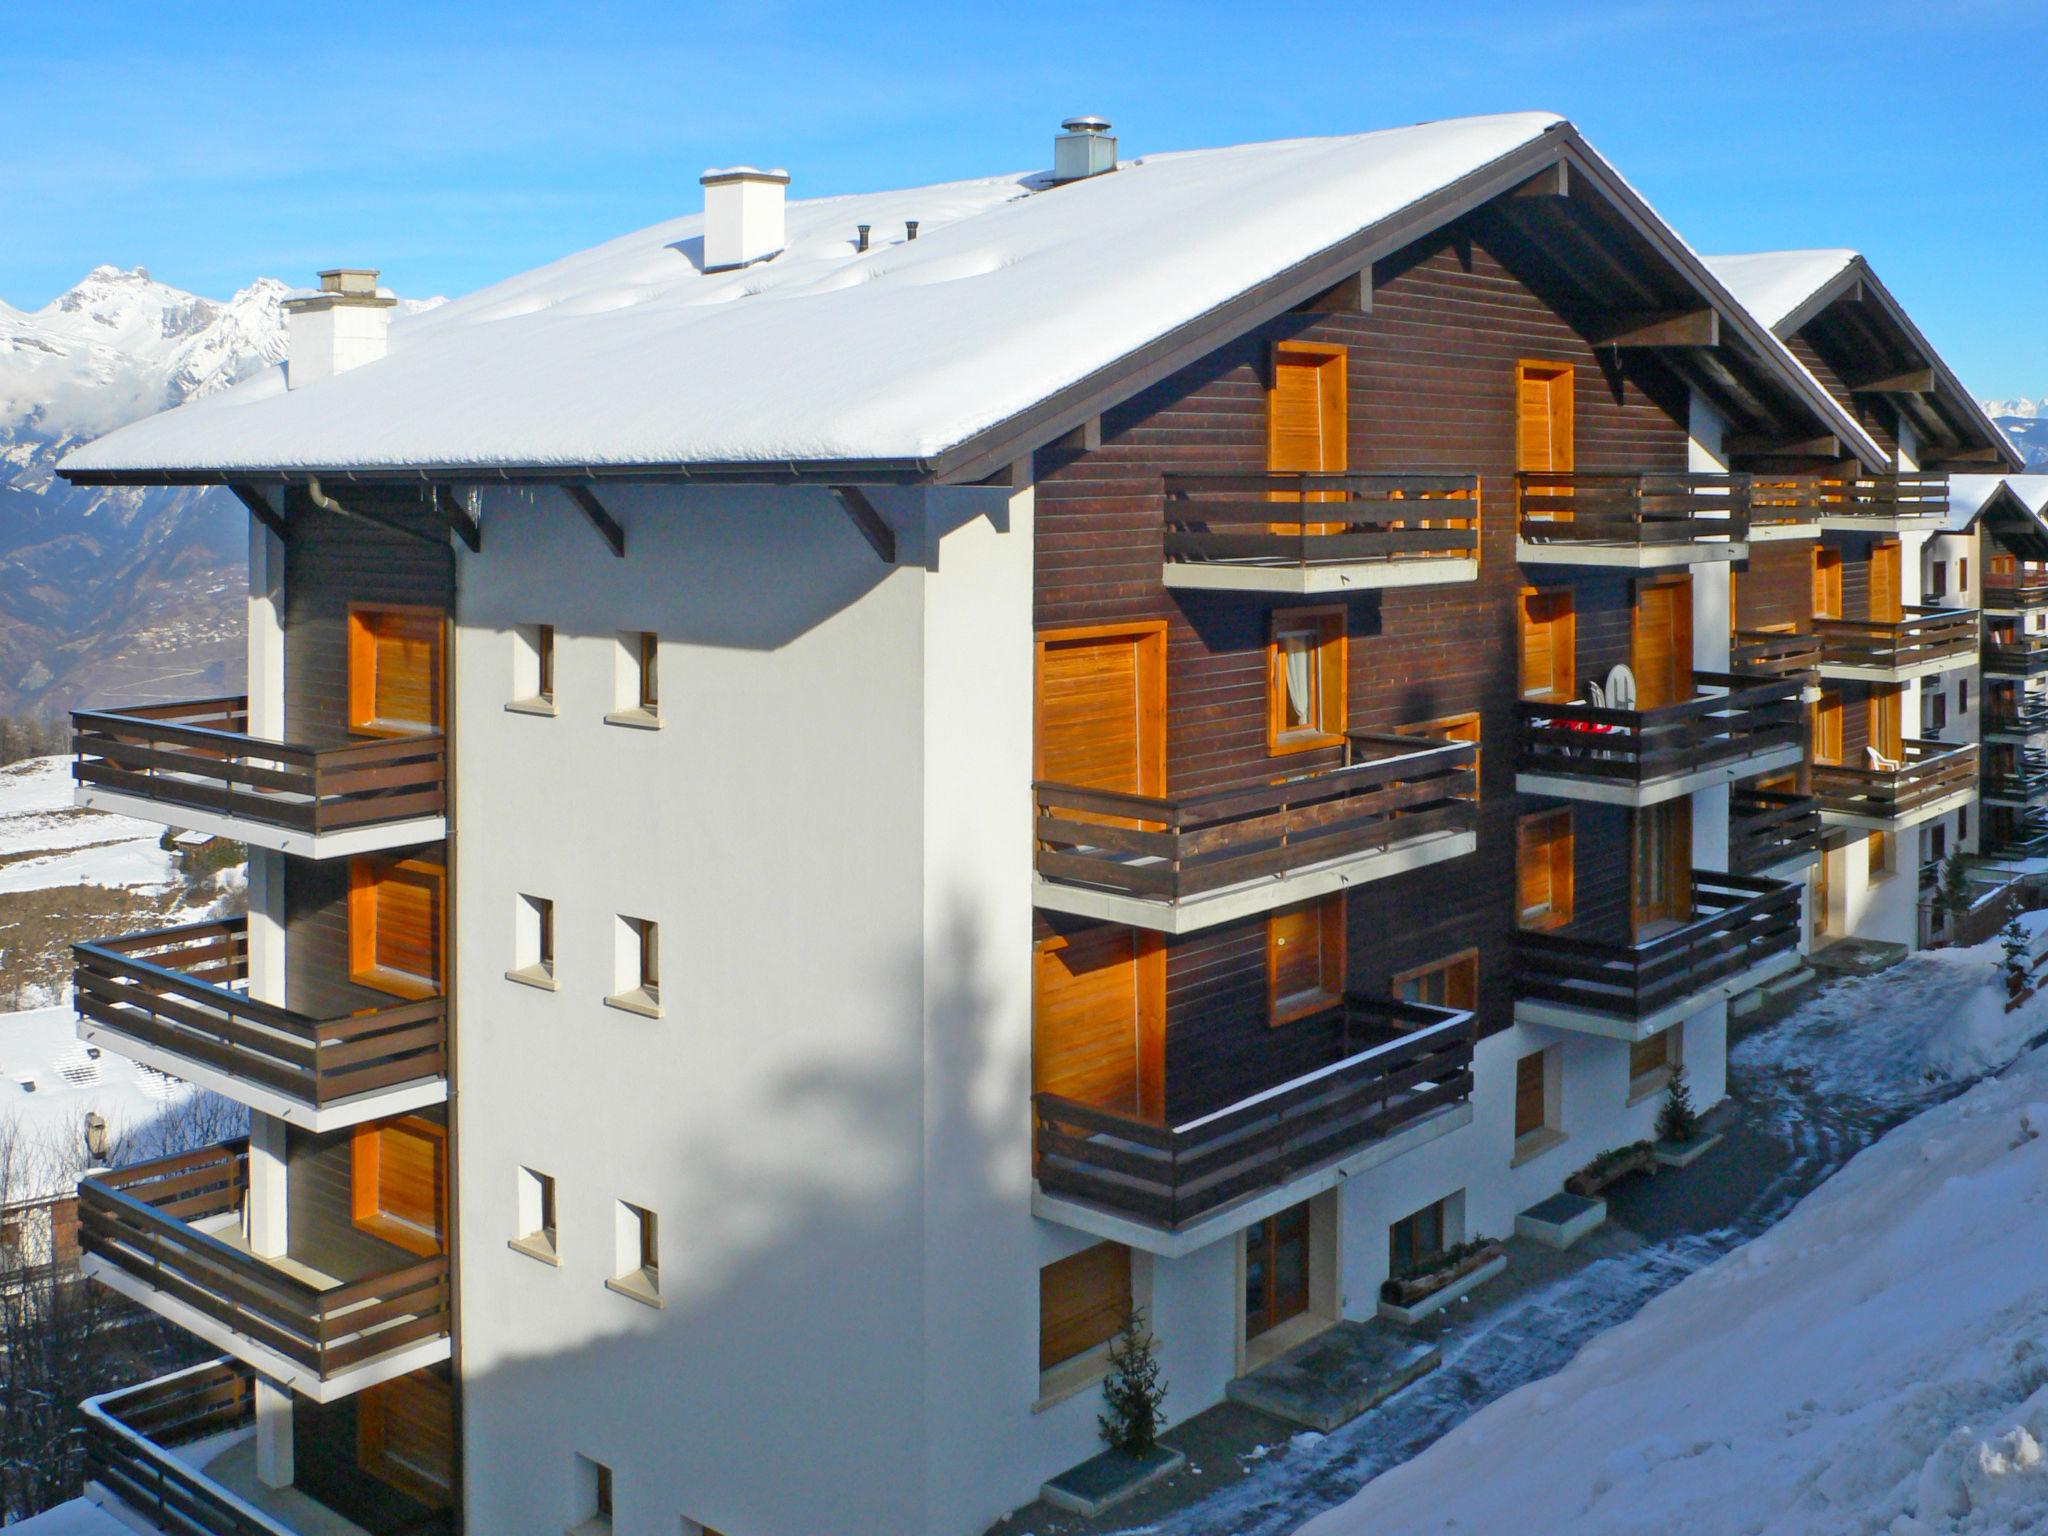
1812,739,1979,830
1984,807,2048,861
1983,753,2048,808
1982,630,2048,679
1984,698,2048,742
1515,671,1804,807
1731,787,1824,876
1033,997,1473,1248
1813,607,1976,682
1514,872,1802,1040
1159,472,1480,594
1731,629,1823,689
74,919,447,1131
72,697,446,859
80,1143,451,1401
1762,473,1947,533
1515,471,1748,568
1033,734,1476,933
1983,576,2048,614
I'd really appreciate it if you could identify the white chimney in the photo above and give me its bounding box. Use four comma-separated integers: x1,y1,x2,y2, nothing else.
282,268,396,389
1052,116,1117,183
699,167,790,272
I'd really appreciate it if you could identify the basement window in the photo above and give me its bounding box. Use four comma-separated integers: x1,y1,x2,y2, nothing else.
608,1201,661,1307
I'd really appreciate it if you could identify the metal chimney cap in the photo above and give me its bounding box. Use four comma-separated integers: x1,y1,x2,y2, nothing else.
1061,115,1112,135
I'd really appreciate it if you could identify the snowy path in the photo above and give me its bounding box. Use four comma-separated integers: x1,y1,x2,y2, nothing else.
1122,933,2048,1536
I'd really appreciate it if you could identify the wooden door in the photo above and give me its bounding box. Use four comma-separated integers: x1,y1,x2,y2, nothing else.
1268,342,1347,533
1813,692,1844,765
1871,541,1903,623
1245,1200,1313,1342
1034,928,1164,1123
1632,798,1693,936
1035,624,1165,799
1870,687,1903,762
1632,576,1695,711
1516,362,1575,473
1812,547,1843,620
359,1372,455,1508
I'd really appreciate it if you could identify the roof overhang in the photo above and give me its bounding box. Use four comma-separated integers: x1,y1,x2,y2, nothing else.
1978,480,2048,561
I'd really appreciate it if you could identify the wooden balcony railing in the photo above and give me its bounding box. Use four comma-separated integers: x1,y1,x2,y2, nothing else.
1514,872,1801,1025
74,918,446,1110
1814,607,1976,672
1982,631,2048,677
1517,471,1750,548
1985,808,2048,860
1985,699,2048,737
1752,473,1948,523
1034,734,1475,905
1811,739,1978,821
80,1142,450,1380
84,1361,292,1536
1160,472,1480,569
1517,672,1802,790
1034,997,1473,1229
1731,787,1824,875
1731,628,1823,680
72,697,445,838
1984,577,2048,611
1984,755,2048,803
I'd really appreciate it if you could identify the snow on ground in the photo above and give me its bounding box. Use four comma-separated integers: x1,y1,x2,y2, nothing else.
1304,1041,2048,1536
0,754,175,892
1124,927,2048,1536
2,1497,133,1536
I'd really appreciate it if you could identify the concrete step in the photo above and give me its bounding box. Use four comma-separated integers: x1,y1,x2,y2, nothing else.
1224,1319,1439,1433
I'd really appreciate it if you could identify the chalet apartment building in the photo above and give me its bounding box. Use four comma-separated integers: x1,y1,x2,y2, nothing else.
51,113,2021,1536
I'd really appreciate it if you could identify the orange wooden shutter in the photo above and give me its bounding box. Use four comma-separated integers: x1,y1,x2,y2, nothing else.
1516,363,1574,473
350,856,444,998
1034,928,1163,1121
1814,693,1844,764
1628,1027,1673,1082
1039,1242,1132,1371
348,606,442,735
1632,798,1693,933
1518,810,1574,928
1811,547,1843,620
1871,541,1903,623
1036,626,1165,798
352,1116,447,1256
1631,577,1694,711
359,1372,454,1508
1870,687,1903,760
1520,589,1575,699
1268,343,1347,532
1514,1052,1545,1138
1268,896,1345,1025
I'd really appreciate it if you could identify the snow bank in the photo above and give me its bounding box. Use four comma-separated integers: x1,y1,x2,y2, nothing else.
0,755,175,892
1302,1040,2048,1536
2,1498,133,1536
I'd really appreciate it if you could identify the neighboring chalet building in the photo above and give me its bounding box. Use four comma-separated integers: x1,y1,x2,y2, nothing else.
44,114,2013,1536
1702,251,2021,952
1957,475,2048,862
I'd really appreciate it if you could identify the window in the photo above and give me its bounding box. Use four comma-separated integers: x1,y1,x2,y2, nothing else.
609,1201,660,1306
1040,1242,1132,1376
1813,692,1844,766
1925,690,1948,734
1871,540,1903,623
514,1167,558,1262
1632,799,1692,933
358,1372,454,1509
1519,587,1575,700
349,855,444,999
347,605,443,736
352,1115,447,1257
1811,546,1843,621
574,1456,614,1535
1960,804,1970,842
1389,1197,1449,1278
1960,557,1969,593
1867,827,1894,881
1517,809,1574,930
607,631,661,728
607,916,661,1017
510,894,555,989
510,623,555,713
1393,949,1478,1011
1515,361,1575,475
1960,678,1970,716
1267,607,1347,753
1928,824,1948,865
1628,1026,1677,1097
1870,686,1904,763
1267,896,1346,1025
1928,559,1948,599
1394,711,1481,797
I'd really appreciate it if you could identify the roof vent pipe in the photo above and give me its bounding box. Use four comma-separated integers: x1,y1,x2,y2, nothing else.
281,268,396,390
1052,115,1117,183
700,167,790,272
906,220,919,241
856,224,871,253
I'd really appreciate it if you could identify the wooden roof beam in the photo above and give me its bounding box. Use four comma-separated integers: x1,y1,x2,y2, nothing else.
1590,308,1720,348
228,482,288,542
832,485,895,563
434,485,480,552
1510,161,1570,199
1846,367,1937,396
563,485,625,557
1726,433,1842,460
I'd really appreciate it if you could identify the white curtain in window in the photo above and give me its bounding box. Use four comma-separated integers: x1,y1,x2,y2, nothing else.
1283,636,1313,728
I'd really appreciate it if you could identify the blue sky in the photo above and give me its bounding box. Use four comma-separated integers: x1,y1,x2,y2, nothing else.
5,0,2043,396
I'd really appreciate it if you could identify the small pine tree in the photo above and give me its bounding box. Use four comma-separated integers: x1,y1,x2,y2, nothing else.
1938,851,1972,939
2001,911,2031,996
1098,1308,1168,1456
1656,1063,1697,1145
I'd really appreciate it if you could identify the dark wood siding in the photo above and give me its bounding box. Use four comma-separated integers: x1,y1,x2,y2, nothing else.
284,1105,446,1283
1033,218,1694,1100
284,842,446,1019
1787,332,1898,458
282,490,453,744
1735,541,1813,634
294,1364,454,1536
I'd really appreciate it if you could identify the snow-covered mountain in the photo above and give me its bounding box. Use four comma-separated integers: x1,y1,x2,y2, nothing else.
0,268,433,717
1982,396,2048,469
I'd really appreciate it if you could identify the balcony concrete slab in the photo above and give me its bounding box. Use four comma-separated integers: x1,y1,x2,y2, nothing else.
1817,784,1977,834
1517,743,1804,809
1225,1320,1440,1433
1516,538,1746,569
1163,557,1478,595
73,785,444,860
1515,944,1801,1043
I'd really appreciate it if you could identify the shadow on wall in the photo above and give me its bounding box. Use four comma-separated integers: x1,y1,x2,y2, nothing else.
455,889,1038,1536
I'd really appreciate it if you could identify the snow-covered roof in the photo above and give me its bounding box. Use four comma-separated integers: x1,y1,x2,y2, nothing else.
62,113,1883,482
1703,249,1859,332
1943,473,2005,532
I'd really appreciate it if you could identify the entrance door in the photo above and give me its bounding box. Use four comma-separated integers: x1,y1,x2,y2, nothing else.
1871,540,1903,624
1244,1200,1313,1343
1632,576,1695,711
1034,927,1164,1123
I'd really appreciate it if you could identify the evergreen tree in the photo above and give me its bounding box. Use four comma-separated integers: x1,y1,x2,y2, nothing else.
2001,911,2031,995
1657,1062,1698,1144
1938,851,1972,939
1098,1308,1168,1456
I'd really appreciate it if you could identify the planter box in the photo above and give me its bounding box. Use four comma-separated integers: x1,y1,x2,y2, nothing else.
1653,1130,1724,1169
1565,1142,1658,1197
1040,1444,1186,1518
1377,1245,1507,1326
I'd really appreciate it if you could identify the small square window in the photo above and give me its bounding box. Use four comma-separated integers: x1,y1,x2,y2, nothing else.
1267,607,1347,753
571,1455,613,1536
513,1167,558,1263
510,624,556,715
510,894,556,990
606,916,661,1017
608,1201,660,1306
607,631,661,728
